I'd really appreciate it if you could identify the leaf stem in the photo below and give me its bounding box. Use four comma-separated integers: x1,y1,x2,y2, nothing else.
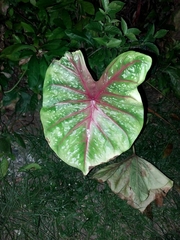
88,47,103,57
132,145,136,154
4,70,26,94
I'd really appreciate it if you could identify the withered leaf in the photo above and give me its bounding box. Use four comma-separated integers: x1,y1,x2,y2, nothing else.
163,143,173,158
93,154,173,212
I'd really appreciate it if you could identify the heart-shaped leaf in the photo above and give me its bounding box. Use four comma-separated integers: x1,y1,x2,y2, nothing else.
40,50,152,175
93,154,173,212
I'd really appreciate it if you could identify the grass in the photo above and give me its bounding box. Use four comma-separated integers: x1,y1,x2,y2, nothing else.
0,83,180,239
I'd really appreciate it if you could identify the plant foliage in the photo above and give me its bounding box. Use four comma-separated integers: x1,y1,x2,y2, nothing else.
93,153,173,212
41,50,152,175
0,0,177,218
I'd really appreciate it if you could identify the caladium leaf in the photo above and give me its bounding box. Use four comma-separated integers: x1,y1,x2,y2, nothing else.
93,154,173,212
40,50,152,175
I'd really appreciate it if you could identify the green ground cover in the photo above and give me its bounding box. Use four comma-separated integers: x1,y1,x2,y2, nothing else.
0,0,180,239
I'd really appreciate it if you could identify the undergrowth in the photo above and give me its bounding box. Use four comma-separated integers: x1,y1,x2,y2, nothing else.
0,0,180,239
0,86,180,239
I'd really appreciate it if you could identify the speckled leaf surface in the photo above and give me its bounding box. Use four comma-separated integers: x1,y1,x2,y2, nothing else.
93,154,173,212
40,50,152,175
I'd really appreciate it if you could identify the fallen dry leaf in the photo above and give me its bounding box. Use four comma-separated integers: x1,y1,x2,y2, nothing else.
170,113,180,121
93,154,173,212
163,143,173,158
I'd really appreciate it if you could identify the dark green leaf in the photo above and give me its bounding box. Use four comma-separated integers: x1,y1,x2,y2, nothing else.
0,73,9,88
108,1,125,10
36,0,57,8
93,37,109,46
46,27,66,40
12,34,22,43
101,0,109,11
154,29,169,39
65,30,93,45
121,17,128,35
44,46,69,60
143,42,159,55
0,158,9,179
42,40,67,51
30,0,36,6
19,49,35,58
16,91,31,112
37,9,48,23
99,8,106,15
59,10,72,29
104,26,121,36
143,24,155,42
127,28,141,35
165,66,180,99
30,93,39,111
21,22,35,33
0,44,36,61
125,33,137,41
8,7,14,17
3,89,19,107
28,55,40,92
107,1,125,18
19,163,41,172
89,48,106,69
5,20,12,29
106,38,122,48
13,132,26,148
39,56,48,81
85,22,103,32
0,136,11,156
94,11,105,21
81,1,95,15
51,0,74,10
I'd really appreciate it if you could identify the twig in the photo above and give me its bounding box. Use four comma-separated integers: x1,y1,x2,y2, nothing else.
4,71,26,94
